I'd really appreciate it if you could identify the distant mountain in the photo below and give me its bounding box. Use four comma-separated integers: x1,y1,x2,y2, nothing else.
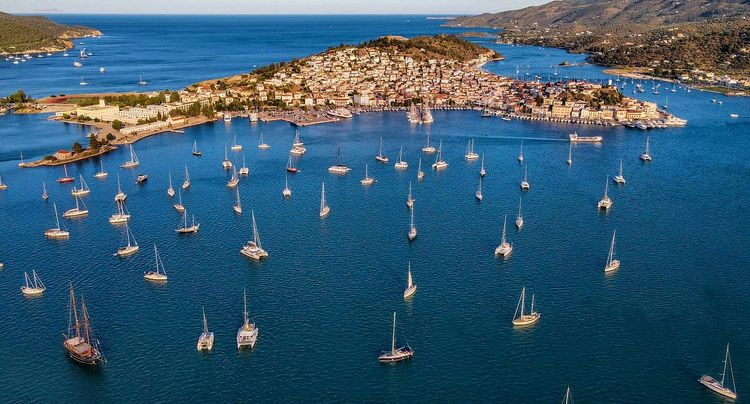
0,12,101,54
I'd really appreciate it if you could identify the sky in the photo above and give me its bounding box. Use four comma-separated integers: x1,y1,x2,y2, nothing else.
0,0,549,15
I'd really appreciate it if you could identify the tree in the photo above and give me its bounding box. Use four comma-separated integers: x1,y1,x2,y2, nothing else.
112,120,123,130
5,89,32,104
72,142,83,154
106,133,116,141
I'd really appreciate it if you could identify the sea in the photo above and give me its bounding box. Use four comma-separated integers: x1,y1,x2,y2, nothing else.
0,15,749,403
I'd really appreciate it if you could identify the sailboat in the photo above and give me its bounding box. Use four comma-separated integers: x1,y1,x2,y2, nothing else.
475,176,483,201
114,174,127,202
227,166,239,188
236,289,259,349
394,146,408,169
431,139,448,170
108,200,131,225
604,230,620,272
613,158,626,184
222,144,232,169
94,160,108,178
196,307,214,351
479,154,486,177
57,164,74,183
520,165,530,190
290,132,306,155
328,144,351,174
518,141,525,163
378,312,413,363
422,131,436,154
403,262,417,299
120,144,140,168
167,171,175,197
174,188,185,212
45,203,70,239
561,386,574,404
0,176,6,190
699,343,738,400
176,210,200,233
21,270,46,296
286,155,298,173
292,129,304,148
258,133,270,150
566,142,573,166
79,75,87,86
71,175,90,196
182,165,191,189
116,223,140,257
138,75,148,86
283,173,292,198
464,138,479,160
417,157,425,180
240,210,268,260
18,150,26,167
239,153,249,176
495,215,513,257
361,164,375,186
64,285,105,365
376,137,389,163
408,204,417,241
63,195,89,218
144,244,168,282
515,197,524,230
512,287,541,326
598,176,613,211
42,182,48,200
406,182,415,208
233,186,242,214
231,134,242,151
320,181,330,218
192,140,202,156
640,136,652,161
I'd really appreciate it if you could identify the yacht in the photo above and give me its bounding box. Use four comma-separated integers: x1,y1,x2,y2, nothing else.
475,176,483,201
699,344,737,400
286,155,298,173
292,130,304,148
45,203,70,239
223,112,232,122
598,176,613,211
174,188,185,213
569,132,603,143
71,175,90,197
176,210,200,234
479,155,486,177
116,223,140,257
108,200,130,225
403,262,417,299
222,145,232,169
138,75,148,86
249,112,259,122
196,307,214,351
408,204,417,241
328,145,351,174
517,141,524,163
494,215,513,257
227,167,239,188
512,287,540,326
192,140,202,156
258,133,270,150
42,182,48,200
421,131,436,154
136,174,148,184
240,210,268,260
515,197,524,230
375,137,389,163
604,230,620,272
57,164,74,183
394,146,408,169
417,158,425,181
114,174,127,202
566,142,573,166
283,174,292,198
144,244,168,282
289,131,306,155
236,289,259,349
406,182,415,208
464,138,479,160
520,165,530,190
407,103,421,124
378,312,413,363
361,164,375,186
94,160,108,178
21,270,46,296
63,196,89,219
167,171,175,197
640,136,652,161
319,182,330,218
79,76,88,86
613,158,626,184
239,154,249,176
231,134,242,151
120,144,140,168
0,177,6,190
327,108,353,119
64,285,105,365
431,139,448,170
233,187,242,214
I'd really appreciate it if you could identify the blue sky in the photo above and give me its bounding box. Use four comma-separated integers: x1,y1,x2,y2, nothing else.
0,0,548,15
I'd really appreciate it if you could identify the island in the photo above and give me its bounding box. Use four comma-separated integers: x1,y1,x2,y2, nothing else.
0,12,101,55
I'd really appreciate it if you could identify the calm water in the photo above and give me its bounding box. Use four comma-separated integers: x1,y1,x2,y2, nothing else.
1,16,749,403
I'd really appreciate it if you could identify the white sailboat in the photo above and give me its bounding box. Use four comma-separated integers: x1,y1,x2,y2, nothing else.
431,139,448,170
18,150,26,167
566,142,573,166
518,141,524,163
403,262,417,299
640,136,652,161
108,200,131,225
614,158,626,184
561,386,574,404
222,144,232,169
319,181,330,218
512,287,541,326
167,171,175,197
258,133,270,150
422,131,436,154
376,137,389,163
71,175,90,197
395,146,408,170
475,176,483,201
495,215,513,257
604,230,620,272
480,154,486,177
700,343,738,400
417,157,425,180
144,244,168,282
408,204,417,241
0,176,6,190
63,195,89,218
289,130,306,155
196,307,214,351
240,210,268,260
464,138,479,160
192,140,202,156
233,186,242,214
120,144,140,168
328,144,351,174
116,223,139,257
227,166,239,188
282,173,292,198
239,153,249,176
236,289,259,349
378,312,413,363
94,160,108,178
515,197,524,230
520,165,530,190
42,182,48,200
406,182,415,208
45,203,70,239
21,270,46,296
182,165,191,189
231,134,242,151
361,164,375,186
176,210,200,233
114,174,127,202
174,188,185,212
598,176,613,211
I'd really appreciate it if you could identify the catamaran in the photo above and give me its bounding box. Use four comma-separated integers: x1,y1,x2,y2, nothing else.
109,200,130,225
512,287,541,326
192,140,202,156
42,182,48,200
520,165,530,190
94,160,108,178
640,136,652,161
283,173,292,198
231,134,242,151
144,244,168,282
403,262,417,299
64,285,105,365
174,188,185,212
115,174,127,202
239,153,249,176
58,164,74,183
292,129,304,148
422,131,436,154
167,171,175,197
176,210,200,233
614,158,626,184
116,223,140,257
604,230,620,272
182,165,191,189
45,203,70,239
394,146,408,169
227,167,239,188
361,164,375,186
286,155,298,173
233,186,242,214
21,270,46,296
196,307,214,351
320,181,330,218
566,142,573,166
699,343,738,400
222,144,232,169
378,312,413,363
431,139,448,170
417,157,425,180
376,137,389,163
328,145,351,174
258,133,270,150
518,141,524,163
475,176,483,201
598,176,613,211
406,182,415,208
290,130,306,155
63,195,89,218
240,210,268,260
495,215,513,257
465,138,479,160
515,197,524,230
120,144,140,168
237,289,259,349
408,204,417,241
71,175,90,197
480,154,486,177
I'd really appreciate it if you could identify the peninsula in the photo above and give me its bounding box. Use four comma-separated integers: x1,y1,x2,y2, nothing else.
0,12,101,55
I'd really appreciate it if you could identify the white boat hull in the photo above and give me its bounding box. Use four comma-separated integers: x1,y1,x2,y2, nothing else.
604,259,621,273
700,375,737,400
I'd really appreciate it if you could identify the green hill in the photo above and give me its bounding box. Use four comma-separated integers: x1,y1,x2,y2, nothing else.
0,12,101,54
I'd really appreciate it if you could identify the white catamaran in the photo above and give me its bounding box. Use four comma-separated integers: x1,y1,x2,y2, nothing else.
614,158,626,185
239,153,249,176
236,289,259,349
464,138,479,160
231,134,242,151
417,157,425,180
240,210,268,260
258,133,270,150
480,154,486,177
196,307,214,351
640,136,652,161
512,287,540,326
328,145,351,174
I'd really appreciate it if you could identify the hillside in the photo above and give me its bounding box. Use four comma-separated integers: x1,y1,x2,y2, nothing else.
0,12,101,54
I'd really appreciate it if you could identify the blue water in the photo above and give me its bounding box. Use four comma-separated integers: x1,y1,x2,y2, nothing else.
1,15,749,403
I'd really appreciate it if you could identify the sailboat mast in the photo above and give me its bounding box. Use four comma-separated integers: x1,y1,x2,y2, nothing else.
608,230,616,265
243,288,249,325
520,287,526,317
202,307,208,334
69,285,80,338
391,312,397,354
54,203,61,229
721,343,730,386
501,215,507,244
81,299,92,346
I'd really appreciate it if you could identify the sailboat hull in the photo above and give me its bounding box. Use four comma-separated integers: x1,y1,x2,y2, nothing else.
604,260,621,273
378,347,414,363
512,313,541,326
700,376,737,400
